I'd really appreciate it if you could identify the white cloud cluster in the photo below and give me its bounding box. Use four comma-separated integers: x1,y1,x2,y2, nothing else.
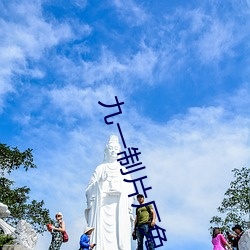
196,20,235,63
48,84,121,120
112,0,148,26
0,1,74,111
80,45,158,87
73,0,87,9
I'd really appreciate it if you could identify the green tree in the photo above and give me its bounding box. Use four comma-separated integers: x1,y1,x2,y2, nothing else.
210,167,250,232
0,143,52,233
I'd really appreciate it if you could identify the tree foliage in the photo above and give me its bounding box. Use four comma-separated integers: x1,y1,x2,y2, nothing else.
0,143,52,233
210,167,250,232
0,144,36,175
0,234,14,246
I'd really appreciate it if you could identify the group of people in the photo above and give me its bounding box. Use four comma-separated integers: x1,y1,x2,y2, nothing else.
48,206,246,250
48,193,156,250
47,136,247,250
47,212,96,250
79,193,157,250
212,224,245,250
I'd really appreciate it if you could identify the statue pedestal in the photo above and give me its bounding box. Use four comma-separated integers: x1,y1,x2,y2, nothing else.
1,245,26,250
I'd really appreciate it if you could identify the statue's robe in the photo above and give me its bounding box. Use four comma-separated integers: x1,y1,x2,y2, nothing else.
85,163,135,250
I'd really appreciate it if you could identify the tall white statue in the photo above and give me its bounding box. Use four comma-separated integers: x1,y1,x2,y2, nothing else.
85,135,135,250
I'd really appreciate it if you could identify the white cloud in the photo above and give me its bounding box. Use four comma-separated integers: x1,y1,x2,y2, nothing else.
0,1,75,110
112,0,148,26
48,84,120,120
127,43,158,84
196,20,235,63
224,84,250,114
188,8,210,33
82,48,127,85
81,45,158,86
0,2,73,58
159,7,240,67
0,45,25,110
73,0,87,9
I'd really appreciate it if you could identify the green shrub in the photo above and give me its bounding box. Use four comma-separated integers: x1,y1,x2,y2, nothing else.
0,234,14,246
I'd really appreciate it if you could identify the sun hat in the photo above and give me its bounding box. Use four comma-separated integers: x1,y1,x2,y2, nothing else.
55,212,63,218
84,227,95,234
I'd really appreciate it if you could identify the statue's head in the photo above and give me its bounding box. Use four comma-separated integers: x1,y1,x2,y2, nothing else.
104,135,122,163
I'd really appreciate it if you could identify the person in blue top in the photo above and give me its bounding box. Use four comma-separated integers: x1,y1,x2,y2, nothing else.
79,227,96,250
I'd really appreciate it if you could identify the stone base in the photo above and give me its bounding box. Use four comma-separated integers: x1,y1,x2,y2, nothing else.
1,245,26,250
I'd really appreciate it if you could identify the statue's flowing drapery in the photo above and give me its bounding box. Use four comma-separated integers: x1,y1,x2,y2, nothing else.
85,163,134,250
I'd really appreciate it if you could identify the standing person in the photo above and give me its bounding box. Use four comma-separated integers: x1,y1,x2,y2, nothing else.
231,225,244,250
49,212,66,250
79,227,96,250
133,194,156,250
226,231,237,249
211,227,232,250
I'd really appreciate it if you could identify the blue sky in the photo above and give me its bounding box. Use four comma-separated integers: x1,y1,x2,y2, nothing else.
1,0,250,249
